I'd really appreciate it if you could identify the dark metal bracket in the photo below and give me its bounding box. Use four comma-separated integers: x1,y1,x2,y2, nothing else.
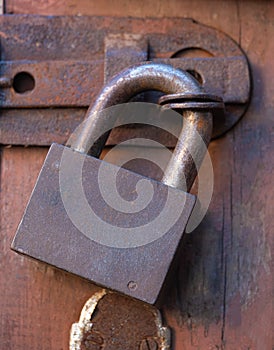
0,15,251,146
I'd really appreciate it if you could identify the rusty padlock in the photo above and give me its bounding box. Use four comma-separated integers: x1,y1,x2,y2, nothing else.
11,62,216,305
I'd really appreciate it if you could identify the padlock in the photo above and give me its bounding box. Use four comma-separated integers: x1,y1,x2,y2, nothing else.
11,62,214,305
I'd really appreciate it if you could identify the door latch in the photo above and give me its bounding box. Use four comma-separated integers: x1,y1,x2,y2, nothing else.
0,15,251,146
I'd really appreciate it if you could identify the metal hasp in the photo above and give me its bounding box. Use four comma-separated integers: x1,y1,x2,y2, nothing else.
70,290,170,350
11,63,214,304
0,15,251,146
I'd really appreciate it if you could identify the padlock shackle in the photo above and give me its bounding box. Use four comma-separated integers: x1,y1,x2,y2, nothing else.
70,63,212,191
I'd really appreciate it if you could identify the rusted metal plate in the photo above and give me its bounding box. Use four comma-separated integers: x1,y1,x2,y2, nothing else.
0,108,181,147
11,143,195,304
0,60,103,107
0,15,251,145
0,57,248,107
0,16,243,61
0,108,86,146
104,34,148,83
70,290,170,349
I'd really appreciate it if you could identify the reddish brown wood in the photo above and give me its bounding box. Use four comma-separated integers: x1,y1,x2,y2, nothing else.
1,1,273,349
0,147,100,349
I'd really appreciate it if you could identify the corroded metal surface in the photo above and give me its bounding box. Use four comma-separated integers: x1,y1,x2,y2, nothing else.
11,63,214,303
70,290,170,350
0,60,103,107
0,15,251,145
11,143,196,304
159,92,224,116
0,57,248,107
71,63,213,191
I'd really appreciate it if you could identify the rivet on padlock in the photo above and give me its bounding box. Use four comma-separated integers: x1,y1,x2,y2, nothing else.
11,62,220,304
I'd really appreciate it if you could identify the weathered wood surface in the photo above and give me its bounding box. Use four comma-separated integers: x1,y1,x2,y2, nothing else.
0,1,273,349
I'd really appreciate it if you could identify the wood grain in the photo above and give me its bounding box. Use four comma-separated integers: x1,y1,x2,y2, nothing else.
1,1,273,349
0,147,100,349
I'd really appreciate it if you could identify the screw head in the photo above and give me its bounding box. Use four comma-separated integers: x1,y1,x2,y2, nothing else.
127,280,138,291
140,338,158,350
83,331,104,350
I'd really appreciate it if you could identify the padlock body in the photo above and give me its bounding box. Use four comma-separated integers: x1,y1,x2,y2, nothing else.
12,143,195,304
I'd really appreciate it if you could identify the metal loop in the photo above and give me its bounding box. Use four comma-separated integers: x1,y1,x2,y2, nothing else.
70,62,213,191
161,101,224,111
159,92,223,105
159,92,224,117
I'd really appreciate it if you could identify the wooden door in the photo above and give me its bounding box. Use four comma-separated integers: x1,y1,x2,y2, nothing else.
1,1,272,349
